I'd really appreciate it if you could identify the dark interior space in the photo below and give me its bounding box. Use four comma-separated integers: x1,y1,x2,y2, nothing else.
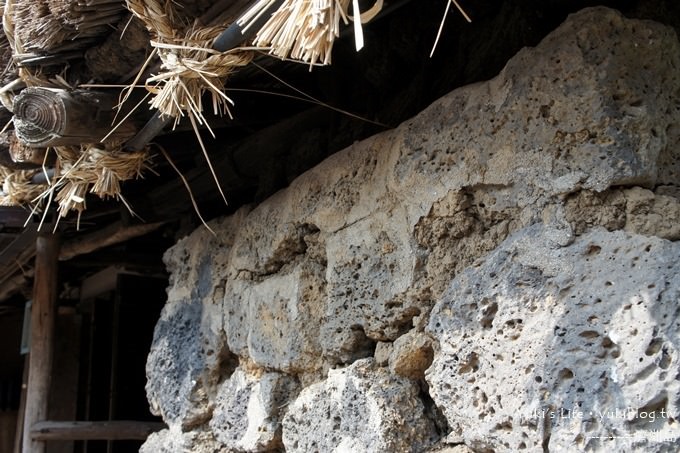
72,274,166,453
0,272,166,453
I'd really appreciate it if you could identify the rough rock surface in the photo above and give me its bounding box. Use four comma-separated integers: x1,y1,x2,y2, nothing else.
210,367,299,451
146,215,243,428
389,330,434,380
282,359,438,452
427,226,680,451
143,7,680,453
140,425,228,453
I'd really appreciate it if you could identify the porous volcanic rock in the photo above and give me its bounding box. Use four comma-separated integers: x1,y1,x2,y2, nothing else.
281,359,438,452
427,226,680,451
143,7,680,452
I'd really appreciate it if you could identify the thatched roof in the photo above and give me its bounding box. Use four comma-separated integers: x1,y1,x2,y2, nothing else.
0,0,418,223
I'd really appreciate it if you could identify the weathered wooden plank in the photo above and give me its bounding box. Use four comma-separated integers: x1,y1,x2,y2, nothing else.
30,421,166,441
22,233,60,453
59,221,165,261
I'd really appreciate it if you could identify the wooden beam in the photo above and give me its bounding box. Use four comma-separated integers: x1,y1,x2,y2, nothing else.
79,266,120,302
30,421,166,441
22,233,60,453
13,88,136,147
59,221,164,261
0,227,38,320
66,251,165,273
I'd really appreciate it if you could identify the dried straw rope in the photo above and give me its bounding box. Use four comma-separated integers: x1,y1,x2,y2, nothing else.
35,144,152,219
0,165,43,206
0,142,150,221
126,0,253,123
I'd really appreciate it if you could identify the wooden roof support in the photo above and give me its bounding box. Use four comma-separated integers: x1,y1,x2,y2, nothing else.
22,233,60,453
30,420,166,441
59,220,165,262
13,88,137,147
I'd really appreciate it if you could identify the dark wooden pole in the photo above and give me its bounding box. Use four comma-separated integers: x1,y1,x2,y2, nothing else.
30,421,166,441
22,233,60,453
12,358,29,453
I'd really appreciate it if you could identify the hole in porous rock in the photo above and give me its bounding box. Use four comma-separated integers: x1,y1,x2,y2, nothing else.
627,395,669,429
480,301,498,329
645,338,663,356
579,330,600,339
384,300,402,309
558,368,574,381
458,352,480,374
585,244,602,255
494,420,513,432
505,319,523,328
554,326,567,337
343,325,377,363
419,380,450,436
659,348,672,370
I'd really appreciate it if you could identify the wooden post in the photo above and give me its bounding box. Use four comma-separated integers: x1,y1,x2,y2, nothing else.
12,358,28,453
12,88,137,147
22,233,60,453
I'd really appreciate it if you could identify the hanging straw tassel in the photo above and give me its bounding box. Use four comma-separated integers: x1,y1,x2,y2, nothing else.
239,0,383,67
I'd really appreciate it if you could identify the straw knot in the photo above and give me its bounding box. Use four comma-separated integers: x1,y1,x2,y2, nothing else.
0,167,44,207
22,143,153,221
126,0,253,122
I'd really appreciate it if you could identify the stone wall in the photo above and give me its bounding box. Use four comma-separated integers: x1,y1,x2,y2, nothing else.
142,8,680,452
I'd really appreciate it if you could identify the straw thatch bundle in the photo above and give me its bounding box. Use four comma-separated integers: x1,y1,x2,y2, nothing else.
126,0,253,123
11,0,65,54
5,0,124,59
0,8,14,86
47,0,124,32
35,143,152,218
0,165,43,206
0,139,150,219
239,0,383,66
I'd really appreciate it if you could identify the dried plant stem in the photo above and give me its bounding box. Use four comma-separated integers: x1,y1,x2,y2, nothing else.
431,0,472,57
158,146,215,235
